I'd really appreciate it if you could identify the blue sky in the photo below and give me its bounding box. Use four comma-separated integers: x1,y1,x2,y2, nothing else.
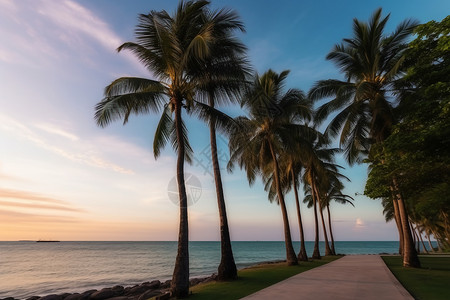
0,0,448,241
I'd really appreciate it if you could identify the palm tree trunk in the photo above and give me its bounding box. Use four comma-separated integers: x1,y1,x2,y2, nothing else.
393,178,420,268
314,186,332,256
268,142,298,266
390,189,404,255
170,101,190,298
326,205,336,255
411,225,419,252
291,170,307,261
209,114,237,280
413,224,421,253
432,229,443,252
426,233,435,252
311,182,321,260
416,228,429,254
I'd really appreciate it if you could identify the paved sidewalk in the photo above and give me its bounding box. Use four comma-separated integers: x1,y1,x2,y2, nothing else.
241,255,413,300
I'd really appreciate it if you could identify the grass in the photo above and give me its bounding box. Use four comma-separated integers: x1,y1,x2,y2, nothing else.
186,256,341,300
382,255,450,300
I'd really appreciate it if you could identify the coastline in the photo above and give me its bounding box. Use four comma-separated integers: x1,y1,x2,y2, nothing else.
0,241,409,300
1,275,211,300
1,260,278,300
1,254,407,300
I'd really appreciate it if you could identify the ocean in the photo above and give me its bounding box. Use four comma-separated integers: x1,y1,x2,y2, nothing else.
0,241,405,299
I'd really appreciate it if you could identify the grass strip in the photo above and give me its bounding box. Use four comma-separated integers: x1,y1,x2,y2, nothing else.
188,256,341,300
382,255,450,300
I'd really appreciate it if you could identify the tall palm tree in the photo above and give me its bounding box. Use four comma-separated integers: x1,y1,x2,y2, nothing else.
94,1,236,296
264,145,311,261
304,178,334,257
322,178,354,255
302,139,341,258
308,8,420,267
228,69,313,266
193,6,251,281
285,155,308,261
379,195,404,254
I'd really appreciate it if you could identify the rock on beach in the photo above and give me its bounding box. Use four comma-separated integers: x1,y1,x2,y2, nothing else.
2,274,216,300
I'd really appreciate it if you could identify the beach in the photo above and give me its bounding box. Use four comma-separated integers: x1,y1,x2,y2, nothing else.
0,241,410,299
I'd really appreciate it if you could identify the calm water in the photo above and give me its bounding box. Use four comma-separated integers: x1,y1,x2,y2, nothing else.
0,241,401,299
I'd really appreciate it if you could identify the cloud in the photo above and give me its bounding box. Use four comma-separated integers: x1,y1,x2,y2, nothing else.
0,188,67,204
355,217,365,227
34,123,79,141
0,0,145,73
0,187,86,215
0,200,84,213
36,0,122,51
0,114,134,174
0,209,81,224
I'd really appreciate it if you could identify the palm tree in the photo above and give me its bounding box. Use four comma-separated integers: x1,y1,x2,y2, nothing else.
193,6,251,281
264,146,311,261
94,1,236,296
308,8,420,267
322,178,354,255
366,146,404,255
304,178,334,257
285,154,308,261
379,195,404,254
302,139,341,258
228,69,313,266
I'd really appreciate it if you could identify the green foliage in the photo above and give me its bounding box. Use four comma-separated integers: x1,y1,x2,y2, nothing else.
403,16,450,92
309,8,418,164
95,0,249,162
228,69,314,185
382,256,450,300
365,15,450,249
189,257,340,300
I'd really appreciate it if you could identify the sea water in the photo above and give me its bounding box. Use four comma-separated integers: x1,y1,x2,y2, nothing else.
0,241,404,298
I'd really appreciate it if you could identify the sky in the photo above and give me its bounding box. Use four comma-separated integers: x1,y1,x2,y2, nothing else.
0,0,448,241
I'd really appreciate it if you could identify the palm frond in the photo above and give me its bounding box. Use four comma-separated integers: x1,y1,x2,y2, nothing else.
170,117,194,164
95,90,166,127
153,104,174,159
192,100,236,135
104,77,166,97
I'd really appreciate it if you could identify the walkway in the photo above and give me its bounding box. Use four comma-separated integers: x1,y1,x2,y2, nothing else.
241,255,413,300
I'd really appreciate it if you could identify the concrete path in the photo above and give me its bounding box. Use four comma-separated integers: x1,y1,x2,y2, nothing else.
241,255,413,300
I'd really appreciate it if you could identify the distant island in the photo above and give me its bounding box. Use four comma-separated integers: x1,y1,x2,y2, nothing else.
36,240,60,243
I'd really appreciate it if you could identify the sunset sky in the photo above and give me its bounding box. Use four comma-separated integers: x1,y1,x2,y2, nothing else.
1,0,448,241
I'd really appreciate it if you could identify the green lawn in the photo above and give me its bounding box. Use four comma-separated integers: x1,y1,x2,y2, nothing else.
382,256,450,300
187,256,341,300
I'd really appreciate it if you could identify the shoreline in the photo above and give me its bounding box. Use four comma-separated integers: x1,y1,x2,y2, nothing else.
0,254,400,300
1,260,284,300
1,276,205,300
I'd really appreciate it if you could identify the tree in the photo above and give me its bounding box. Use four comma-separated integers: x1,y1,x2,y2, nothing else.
285,153,309,261
265,142,314,261
194,6,251,281
229,69,313,265
94,1,236,296
302,141,342,258
309,8,420,267
366,16,450,251
322,177,354,255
